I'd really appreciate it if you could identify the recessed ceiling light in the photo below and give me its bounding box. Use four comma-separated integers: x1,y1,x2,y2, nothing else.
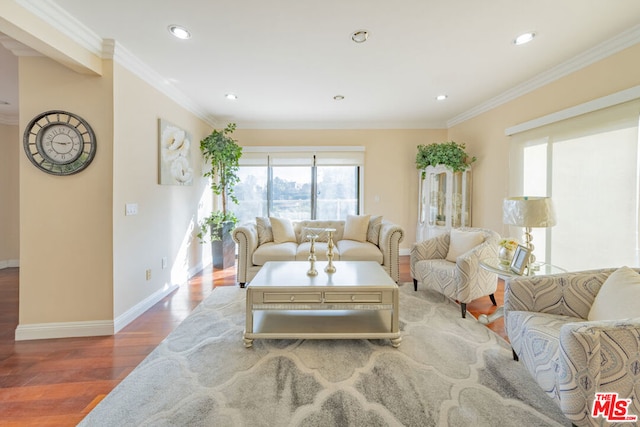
168,25,191,40
333,95,345,101
225,93,238,100
514,32,535,45
436,94,448,101
351,30,369,43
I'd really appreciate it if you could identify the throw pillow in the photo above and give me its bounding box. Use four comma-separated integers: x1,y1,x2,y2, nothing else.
256,217,273,245
445,229,485,262
269,217,296,243
343,214,371,242
588,266,640,321
301,227,330,242
367,215,383,245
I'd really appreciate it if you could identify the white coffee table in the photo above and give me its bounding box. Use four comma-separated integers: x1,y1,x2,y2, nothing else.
243,261,401,348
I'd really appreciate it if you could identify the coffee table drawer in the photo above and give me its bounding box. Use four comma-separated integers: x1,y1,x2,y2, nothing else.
262,292,323,303
324,292,383,303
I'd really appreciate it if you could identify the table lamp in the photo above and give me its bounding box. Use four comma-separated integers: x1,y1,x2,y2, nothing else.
503,196,556,267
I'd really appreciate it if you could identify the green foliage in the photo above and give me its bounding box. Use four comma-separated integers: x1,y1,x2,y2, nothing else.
415,141,476,172
199,123,243,215
197,211,238,243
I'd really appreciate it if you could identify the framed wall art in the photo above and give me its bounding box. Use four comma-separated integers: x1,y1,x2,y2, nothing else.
158,119,193,186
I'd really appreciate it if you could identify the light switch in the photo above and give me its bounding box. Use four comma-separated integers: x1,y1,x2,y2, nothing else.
125,203,138,216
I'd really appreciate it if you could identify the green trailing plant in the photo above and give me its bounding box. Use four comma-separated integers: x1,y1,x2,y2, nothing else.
198,123,242,242
415,141,476,173
197,211,238,242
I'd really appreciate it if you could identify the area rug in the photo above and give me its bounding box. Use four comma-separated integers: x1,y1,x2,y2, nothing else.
79,284,570,426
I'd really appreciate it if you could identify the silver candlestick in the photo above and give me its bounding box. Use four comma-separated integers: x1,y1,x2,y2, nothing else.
324,228,336,273
307,234,318,276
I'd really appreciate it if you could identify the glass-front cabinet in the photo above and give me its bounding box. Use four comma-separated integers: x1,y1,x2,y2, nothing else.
417,165,471,241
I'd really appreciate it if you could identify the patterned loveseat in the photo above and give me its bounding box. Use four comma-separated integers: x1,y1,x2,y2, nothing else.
232,216,404,286
504,268,640,427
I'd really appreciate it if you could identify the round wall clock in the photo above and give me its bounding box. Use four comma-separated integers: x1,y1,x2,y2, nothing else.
23,110,97,176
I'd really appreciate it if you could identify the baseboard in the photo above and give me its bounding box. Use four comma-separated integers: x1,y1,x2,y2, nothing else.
114,282,180,333
0,259,19,269
15,320,114,341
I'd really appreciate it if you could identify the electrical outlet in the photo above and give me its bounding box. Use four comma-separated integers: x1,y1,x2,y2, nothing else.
161,257,167,269
145,269,151,280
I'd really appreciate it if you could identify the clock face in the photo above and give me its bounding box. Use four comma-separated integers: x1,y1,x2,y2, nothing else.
23,110,97,176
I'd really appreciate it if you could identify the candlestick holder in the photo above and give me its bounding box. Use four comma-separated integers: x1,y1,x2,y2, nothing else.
324,228,336,273
307,234,318,276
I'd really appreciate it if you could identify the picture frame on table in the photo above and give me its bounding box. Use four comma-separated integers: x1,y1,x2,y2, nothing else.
510,244,531,275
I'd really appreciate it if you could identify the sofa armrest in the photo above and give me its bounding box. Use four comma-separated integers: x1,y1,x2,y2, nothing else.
378,220,404,283
557,320,640,425
504,269,618,320
232,223,259,284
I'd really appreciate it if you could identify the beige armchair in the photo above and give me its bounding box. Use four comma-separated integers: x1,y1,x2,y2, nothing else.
410,227,500,318
504,268,640,427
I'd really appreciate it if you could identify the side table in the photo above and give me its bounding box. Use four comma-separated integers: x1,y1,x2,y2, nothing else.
478,258,567,324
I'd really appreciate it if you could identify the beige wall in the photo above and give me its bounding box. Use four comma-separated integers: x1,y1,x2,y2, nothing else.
112,62,211,319
449,43,640,236
19,56,114,324
234,128,448,248
0,123,19,264
17,54,213,329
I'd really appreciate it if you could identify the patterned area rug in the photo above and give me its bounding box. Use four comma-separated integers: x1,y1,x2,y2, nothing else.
79,284,569,426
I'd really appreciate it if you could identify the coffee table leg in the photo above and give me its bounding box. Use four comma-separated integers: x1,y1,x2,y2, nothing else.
243,333,253,348
244,288,254,348
391,336,402,348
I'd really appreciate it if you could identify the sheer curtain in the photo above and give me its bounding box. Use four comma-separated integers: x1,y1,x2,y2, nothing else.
509,99,640,271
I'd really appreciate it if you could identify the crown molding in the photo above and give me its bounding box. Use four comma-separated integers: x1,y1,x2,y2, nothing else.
236,120,447,130
447,24,640,128
18,0,218,127
0,34,40,56
15,0,103,55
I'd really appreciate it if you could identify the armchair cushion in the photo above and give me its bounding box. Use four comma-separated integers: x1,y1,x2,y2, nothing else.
588,266,640,321
445,229,485,262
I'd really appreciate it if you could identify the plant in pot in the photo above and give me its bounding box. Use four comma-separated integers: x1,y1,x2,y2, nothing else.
198,123,242,269
415,141,476,177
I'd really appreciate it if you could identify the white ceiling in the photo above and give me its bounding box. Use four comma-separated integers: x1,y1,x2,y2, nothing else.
2,0,640,128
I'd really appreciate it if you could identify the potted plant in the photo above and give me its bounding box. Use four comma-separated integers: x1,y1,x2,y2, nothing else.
415,141,476,176
198,123,242,269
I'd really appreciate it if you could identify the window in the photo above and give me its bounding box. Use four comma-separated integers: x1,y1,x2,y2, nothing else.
509,97,640,271
231,147,364,224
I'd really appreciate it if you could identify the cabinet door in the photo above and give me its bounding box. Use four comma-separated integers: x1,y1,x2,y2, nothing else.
429,171,447,226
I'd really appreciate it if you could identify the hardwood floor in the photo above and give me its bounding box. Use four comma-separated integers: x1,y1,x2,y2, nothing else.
0,257,504,426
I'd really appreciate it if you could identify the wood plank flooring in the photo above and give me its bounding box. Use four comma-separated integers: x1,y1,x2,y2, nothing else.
0,257,504,425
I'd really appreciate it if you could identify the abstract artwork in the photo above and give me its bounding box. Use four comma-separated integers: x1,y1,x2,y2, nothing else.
158,119,193,185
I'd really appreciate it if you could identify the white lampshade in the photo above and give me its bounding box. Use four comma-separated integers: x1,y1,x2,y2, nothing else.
503,197,557,228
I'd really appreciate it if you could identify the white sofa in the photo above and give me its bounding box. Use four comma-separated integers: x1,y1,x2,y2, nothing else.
232,216,404,286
